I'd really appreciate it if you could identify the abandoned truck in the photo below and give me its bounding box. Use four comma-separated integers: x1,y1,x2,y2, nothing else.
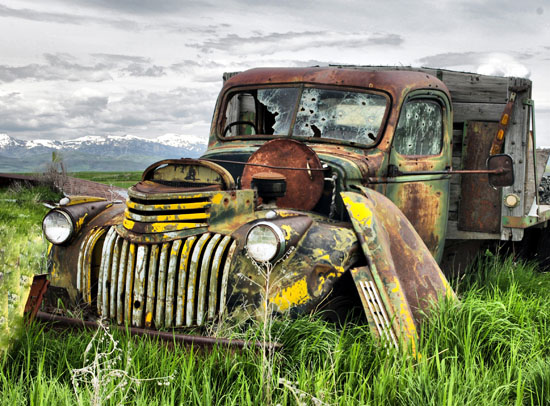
38,66,548,350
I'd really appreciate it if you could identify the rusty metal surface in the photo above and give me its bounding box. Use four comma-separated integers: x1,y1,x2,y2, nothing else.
502,209,550,228
133,180,221,194
225,216,359,319
342,187,454,350
23,274,50,322
222,68,447,105
142,159,236,190
459,121,501,233
34,311,282,351
241,139,324,210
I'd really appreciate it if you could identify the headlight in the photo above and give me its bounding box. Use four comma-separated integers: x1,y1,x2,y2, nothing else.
42,210,74,244
246,222,286,263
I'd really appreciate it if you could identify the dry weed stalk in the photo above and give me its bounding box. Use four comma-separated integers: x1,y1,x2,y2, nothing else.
70,319,173,406
243,247,295,405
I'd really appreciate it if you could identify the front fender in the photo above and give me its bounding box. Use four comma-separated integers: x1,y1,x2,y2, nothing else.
341,186,455,351
48,203,125,301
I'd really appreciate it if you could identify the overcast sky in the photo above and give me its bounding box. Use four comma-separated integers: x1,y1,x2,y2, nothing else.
1,0,549,145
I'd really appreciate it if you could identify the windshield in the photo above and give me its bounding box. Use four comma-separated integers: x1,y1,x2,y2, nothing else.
222,86,388,146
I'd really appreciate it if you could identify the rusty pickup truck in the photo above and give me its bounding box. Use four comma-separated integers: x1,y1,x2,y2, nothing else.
38,66,548,350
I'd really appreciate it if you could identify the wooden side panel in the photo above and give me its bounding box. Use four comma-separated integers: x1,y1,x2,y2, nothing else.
453,103,504,123
500,87,531,241
458,122,501,233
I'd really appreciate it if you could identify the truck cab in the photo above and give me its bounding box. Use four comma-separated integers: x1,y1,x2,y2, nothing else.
204,68,453,262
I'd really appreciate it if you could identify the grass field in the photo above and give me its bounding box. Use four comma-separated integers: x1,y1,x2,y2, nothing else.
0,184,62,352
68,171,142,189
3,186,550,405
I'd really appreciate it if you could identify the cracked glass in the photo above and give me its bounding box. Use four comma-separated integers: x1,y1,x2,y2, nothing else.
293,89,387,144
393,100,443,156
222,87,388,146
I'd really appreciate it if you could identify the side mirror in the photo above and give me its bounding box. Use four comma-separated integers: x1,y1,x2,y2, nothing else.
487,154,514,187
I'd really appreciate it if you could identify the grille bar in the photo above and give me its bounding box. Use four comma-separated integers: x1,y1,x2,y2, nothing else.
77,227,106,304
164,240,183,327
155,243,170,327
132,245,148,327
80,227,235,328
186,233,211,327
197,234,222,326
126,200,210,212
98,227,117,317
109,236,122,318
175,237,196,327
116,239,129,325
208,236,231,320
144,245,160,328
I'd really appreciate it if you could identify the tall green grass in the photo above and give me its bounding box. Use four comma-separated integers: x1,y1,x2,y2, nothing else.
3,185,550,405
0,184,62,351
2,258,550,405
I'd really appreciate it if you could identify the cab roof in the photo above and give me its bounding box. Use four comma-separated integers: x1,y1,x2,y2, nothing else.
223,67,450,99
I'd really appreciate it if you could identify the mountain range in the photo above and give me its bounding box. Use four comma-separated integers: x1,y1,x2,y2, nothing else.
0,133,207,172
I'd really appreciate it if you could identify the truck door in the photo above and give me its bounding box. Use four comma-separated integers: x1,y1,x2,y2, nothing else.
385,92,452,262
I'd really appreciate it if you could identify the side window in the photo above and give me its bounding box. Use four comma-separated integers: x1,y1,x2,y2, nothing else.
224,92,257,137
222,88,299,137
393,100,443,155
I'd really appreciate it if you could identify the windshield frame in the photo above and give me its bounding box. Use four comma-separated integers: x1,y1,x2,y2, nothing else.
217,83,392,149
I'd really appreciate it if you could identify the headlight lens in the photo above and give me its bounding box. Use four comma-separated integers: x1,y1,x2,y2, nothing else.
246,222,286,263
42,210,74,244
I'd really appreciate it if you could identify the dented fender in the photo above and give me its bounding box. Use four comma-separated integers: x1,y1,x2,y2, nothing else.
341,187,455,351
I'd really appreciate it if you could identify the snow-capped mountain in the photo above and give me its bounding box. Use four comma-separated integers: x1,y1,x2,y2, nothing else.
0,133,208,172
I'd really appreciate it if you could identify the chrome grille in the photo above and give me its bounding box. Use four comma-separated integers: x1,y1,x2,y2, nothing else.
79,227,237,328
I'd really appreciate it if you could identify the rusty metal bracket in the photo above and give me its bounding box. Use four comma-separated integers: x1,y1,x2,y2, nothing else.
24,274,50,323
490,92,516,155
34,311,283,351
502,210,550,229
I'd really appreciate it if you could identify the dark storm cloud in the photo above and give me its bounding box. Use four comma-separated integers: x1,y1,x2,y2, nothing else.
0,85,217,139
418,51,532,78
0,93,60,132
63,96,109,118
458,0,547,21
192,31,403,55
0,3,140,30
171,60,225,72
122,63,166,77
0,3,88,24
92,53,151,64
0,53,175,83
0,54,112,83
417,52,487,67
419,51,534,69
53,0,213,15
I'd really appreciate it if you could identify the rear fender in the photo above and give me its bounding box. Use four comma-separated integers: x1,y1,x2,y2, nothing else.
341,186,455,351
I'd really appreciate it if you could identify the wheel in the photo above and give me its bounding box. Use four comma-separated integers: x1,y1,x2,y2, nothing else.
223,121,258,136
